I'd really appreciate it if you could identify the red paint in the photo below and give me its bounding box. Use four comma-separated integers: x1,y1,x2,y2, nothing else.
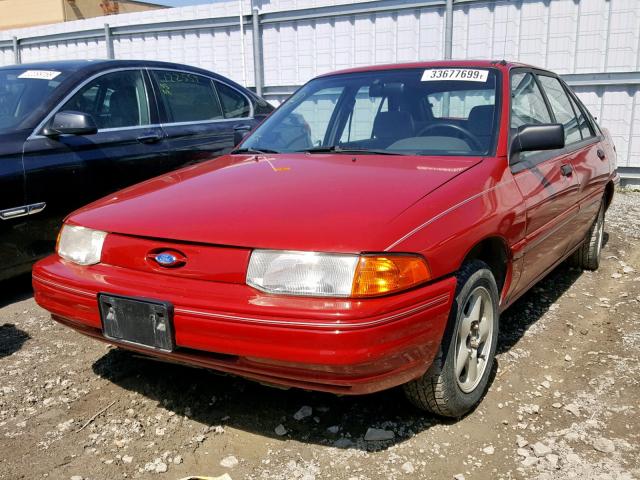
33,61,618,394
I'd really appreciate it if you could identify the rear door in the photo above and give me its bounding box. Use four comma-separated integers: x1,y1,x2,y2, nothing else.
22,68,169,256
565,82,612,235
213,79,256,144
509,70,580,293
149,69,255,166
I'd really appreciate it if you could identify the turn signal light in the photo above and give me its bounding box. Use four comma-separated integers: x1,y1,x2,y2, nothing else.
351,255,431,297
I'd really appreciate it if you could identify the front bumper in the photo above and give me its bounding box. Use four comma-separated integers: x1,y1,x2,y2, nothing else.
33,255,456,394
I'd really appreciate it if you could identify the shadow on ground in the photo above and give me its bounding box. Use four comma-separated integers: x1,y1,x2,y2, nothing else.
0,273,33,310
92,259,586,450
0,323,31,359
0,274,33,359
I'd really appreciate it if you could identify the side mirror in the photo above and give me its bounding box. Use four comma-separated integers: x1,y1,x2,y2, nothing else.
43,111,98,137
510,124,564,159
233,124,253,146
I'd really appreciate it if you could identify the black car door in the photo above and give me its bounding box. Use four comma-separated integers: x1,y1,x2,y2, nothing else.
149,69,256,167
22,68,169,256
0,132,31,280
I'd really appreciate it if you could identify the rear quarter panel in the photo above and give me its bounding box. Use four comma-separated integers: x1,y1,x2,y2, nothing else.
600,128,618,177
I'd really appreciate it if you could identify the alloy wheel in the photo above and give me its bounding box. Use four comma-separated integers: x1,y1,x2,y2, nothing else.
454,286,494,393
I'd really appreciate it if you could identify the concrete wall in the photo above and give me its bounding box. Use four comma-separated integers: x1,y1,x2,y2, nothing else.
0,0,164,31
63,1,165,22
0,0,66,30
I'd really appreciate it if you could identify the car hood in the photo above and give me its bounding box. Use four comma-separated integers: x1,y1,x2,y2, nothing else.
70,153,482,253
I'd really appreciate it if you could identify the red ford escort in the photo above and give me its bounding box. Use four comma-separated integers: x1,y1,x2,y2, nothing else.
33,61,618,417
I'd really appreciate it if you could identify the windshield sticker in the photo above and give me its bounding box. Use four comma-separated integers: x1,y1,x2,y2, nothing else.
18,70,61,80
421,69,489,82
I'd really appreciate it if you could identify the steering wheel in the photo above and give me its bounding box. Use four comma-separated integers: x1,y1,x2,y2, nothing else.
416,123,483,151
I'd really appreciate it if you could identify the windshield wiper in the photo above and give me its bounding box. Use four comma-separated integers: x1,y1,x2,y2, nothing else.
231,147,280,154
296,145,402,155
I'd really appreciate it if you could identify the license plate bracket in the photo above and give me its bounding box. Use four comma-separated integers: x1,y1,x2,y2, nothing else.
99,294,174,352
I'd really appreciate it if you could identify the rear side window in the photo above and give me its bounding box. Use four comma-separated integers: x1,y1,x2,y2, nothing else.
537,75,582,145
214,81,251,118
61,69,150,130
510,72,551,128
152,70,223,123
567,90,595,140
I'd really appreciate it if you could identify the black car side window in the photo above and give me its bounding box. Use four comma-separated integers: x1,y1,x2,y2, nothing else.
537,75,582,145
151,70,223,123
61,70,150,130
214,81,251,119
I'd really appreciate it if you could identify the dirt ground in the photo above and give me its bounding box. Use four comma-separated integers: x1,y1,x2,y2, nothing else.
1,190,639,480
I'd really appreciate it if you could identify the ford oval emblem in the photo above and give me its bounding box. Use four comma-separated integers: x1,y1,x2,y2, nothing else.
155,253,177,266
147,249,187,268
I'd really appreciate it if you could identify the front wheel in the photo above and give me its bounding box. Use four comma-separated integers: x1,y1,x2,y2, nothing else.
403,260,499,417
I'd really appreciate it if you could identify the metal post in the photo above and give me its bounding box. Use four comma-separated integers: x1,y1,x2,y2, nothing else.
239,0,247,87
251,6,264,97
104,23,114,59
12,36,20,64
444,0,453,60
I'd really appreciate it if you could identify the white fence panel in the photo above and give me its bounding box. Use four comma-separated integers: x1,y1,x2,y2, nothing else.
0,0,639,168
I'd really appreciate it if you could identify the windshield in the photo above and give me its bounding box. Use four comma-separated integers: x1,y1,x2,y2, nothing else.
0,68,70,132
241,67,500,156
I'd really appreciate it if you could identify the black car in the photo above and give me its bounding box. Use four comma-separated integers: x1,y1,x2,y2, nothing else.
0,59,274,281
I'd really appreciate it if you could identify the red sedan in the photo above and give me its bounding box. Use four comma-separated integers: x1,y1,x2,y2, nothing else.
33,61,618,417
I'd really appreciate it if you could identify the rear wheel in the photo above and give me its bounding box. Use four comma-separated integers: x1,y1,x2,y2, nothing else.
403,260,499,417
570,201,605,271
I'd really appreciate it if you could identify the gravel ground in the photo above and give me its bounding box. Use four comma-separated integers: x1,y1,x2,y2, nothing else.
1,190,639,480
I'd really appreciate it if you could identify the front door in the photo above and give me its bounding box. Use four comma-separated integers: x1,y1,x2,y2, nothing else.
0,133,30,280
509,71,580,294
22,68,169,257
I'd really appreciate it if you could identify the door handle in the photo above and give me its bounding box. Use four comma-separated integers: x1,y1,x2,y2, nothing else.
560,164,573,177
597,148,606,160
136,134,162,144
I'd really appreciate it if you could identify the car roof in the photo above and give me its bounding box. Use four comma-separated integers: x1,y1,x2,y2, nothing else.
0,59,229,78
0,59,209,72
320,60,543,77
0,59,254,99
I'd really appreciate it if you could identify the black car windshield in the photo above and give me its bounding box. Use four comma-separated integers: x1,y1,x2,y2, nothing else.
241,67,500,156
0,68,70,132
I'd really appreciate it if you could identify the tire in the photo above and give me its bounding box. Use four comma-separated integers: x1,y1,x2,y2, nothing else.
403,260,499,418
570,201,605,271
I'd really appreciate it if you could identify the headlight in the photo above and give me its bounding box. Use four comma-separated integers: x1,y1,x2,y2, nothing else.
246,250,430,298
57,224,107,265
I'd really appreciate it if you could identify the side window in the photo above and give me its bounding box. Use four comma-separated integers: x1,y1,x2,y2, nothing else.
537,75,582,145
60,70,150,129
151,70,223,123
214,81,251,119
567,91,595,139
339,86,386,143
510,72,552,128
